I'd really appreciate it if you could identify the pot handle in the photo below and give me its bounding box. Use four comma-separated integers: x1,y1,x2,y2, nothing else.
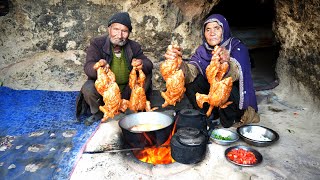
201,129,210,142
172,109,181,122
174,109,180,117
203,112,220,135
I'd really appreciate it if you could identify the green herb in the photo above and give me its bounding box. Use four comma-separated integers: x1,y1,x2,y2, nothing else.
213,133,232,140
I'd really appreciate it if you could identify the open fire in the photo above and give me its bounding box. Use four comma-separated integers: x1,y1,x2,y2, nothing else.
132,122,177,165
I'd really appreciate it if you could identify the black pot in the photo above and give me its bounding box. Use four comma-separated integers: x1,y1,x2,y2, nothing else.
170,127,208,164
175,109,208,133
119,112,174,148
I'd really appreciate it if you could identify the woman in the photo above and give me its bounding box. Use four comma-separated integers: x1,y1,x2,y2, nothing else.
165,14,259,128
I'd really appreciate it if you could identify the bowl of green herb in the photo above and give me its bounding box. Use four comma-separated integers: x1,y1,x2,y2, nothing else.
210,128,239,146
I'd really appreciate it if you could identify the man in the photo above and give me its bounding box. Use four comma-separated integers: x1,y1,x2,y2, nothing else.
77,12,153,125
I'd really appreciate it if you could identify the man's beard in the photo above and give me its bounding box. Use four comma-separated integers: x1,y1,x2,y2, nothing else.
110,38,127,46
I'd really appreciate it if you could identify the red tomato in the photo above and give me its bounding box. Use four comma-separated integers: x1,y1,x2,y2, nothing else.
227,148,257,165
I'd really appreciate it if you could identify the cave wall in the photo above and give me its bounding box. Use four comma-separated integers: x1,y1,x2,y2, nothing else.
274,0,320,103
0,0,319,104
0,0,215,90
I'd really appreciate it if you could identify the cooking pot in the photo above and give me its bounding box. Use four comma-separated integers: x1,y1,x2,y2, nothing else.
175,109,207,133
119,112,174,148
170,127,208,164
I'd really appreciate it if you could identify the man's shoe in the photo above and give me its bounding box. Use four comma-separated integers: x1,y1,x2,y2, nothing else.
95,111,104,121
75,92,90,122
84,112,104,126
84,115,96,126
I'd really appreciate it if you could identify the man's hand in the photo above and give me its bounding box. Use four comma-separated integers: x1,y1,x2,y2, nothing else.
132,58,143,69
93,59,107,70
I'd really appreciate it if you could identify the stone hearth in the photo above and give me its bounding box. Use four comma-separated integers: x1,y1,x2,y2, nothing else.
124,152,193,176
75,115,235,179
82,105,197,176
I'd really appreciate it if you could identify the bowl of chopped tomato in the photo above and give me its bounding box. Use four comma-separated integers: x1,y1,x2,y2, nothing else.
210,128,239,146
225,145,263,166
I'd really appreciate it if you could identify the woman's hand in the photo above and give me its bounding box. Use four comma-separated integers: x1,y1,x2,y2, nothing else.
215,46,230,63
164,45,182,60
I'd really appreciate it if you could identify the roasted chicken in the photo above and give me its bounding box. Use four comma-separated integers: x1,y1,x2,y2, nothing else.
127,59,157,112
196,46,233,117
93,60,128,122
160,45,182,81
160,45,186,108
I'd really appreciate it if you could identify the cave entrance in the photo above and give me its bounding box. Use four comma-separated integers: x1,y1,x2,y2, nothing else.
0,0,9,16
209,0,279,91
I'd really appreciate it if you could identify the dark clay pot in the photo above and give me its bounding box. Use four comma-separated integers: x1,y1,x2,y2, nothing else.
175,109,208,133
170,127,208,164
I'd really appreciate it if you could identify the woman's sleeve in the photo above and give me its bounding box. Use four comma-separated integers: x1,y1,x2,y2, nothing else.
224,58,240,82
181,61,199,84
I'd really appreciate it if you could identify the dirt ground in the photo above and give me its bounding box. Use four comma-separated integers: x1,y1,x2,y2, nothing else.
70,85,320,180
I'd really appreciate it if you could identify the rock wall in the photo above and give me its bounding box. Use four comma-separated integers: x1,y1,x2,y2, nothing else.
274,0,320,104
0,0,319,104
0,0,215,91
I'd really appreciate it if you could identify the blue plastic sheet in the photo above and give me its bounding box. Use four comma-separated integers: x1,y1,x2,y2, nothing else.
0,87,99,179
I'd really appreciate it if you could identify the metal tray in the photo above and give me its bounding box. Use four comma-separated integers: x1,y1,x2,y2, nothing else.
237,125,279,147
225,145,263,166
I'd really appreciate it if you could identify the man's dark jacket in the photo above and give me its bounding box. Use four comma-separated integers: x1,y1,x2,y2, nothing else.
76,35,153,120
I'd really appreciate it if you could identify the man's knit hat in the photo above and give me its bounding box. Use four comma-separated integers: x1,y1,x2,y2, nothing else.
108,12,132,32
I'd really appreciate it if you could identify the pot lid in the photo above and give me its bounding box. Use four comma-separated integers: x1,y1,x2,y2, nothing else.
179,109,201,118
176,127,206,146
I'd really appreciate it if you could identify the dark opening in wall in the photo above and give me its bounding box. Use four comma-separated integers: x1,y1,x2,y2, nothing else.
209,0,279,91
0,0,9,16
210,0,275,27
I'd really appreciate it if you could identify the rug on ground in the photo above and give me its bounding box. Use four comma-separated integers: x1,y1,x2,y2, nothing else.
0,86,99,180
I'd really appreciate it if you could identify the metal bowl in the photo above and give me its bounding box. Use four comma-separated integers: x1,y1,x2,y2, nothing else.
119,112,174,148
210,128,239,146
237,125,279,147
225,145,263,166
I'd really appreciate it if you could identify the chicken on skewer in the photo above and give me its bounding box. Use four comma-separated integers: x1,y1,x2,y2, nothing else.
196,46,233,117
128,59,157,112
93,60,128,122
160,45,186,108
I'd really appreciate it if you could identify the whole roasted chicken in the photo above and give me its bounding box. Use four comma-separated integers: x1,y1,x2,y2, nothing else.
93,60,128,122
127,59,156,112
160,45,186,108
196,46,233,117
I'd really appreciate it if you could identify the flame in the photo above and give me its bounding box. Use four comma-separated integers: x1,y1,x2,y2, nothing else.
133,121,177,165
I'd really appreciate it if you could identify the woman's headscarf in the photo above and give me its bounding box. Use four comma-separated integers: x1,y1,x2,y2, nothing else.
189,14,258,111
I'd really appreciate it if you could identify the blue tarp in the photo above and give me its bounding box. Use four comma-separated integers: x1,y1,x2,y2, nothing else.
0,86,99,180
